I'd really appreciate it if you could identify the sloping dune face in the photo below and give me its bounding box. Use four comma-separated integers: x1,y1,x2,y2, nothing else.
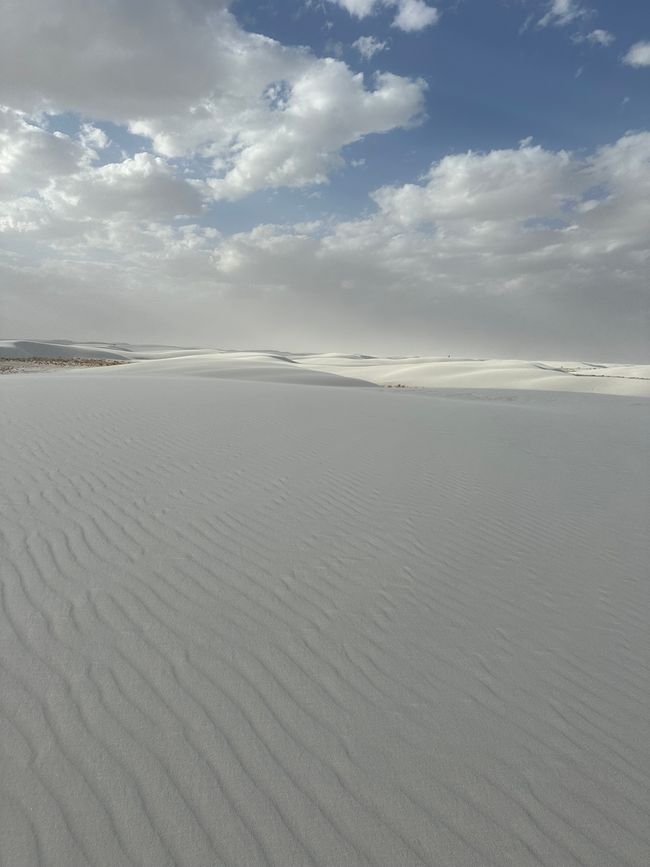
1,369,649,866
111,354,375,387
297,355,650,397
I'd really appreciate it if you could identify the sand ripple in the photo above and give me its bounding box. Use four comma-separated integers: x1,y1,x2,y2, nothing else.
1,373,648,865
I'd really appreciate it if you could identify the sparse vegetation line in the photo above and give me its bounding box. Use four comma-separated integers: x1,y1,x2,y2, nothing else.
0,357,128,374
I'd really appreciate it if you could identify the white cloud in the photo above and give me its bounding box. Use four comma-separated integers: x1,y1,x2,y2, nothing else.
329,1,439,32
0,0,232,119
3,133,648,359
203,133,650,356
0,0,425,198
585,29,615,46
538,0,588,29
0,110,204,246
392,0,439,32
623,41,650,67
0,106,93,200
353,35,388,59
331,0,377,15
202,64,425,200
79,123,110,150
131,63,426,201
47,153,205,221
370,142,575,224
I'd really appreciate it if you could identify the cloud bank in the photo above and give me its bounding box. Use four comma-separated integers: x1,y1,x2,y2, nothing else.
0,0,648,359
2,106,649,358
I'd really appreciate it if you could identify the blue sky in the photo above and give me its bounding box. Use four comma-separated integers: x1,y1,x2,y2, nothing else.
243,1,649,147
1,0,649,357
223,0,650,229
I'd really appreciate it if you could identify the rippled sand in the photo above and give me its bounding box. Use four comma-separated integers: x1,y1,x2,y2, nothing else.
1,349,648,866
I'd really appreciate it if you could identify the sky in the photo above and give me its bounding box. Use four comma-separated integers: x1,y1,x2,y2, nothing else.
1,0,649,358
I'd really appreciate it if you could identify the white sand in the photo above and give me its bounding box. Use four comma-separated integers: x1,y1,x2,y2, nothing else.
2,339,648,395
1,340,649,866
297,355,650,397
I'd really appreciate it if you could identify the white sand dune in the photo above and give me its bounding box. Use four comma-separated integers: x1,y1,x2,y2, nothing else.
1,345,649,866
107,354,374,388
2,339,648,395
297,355,650,397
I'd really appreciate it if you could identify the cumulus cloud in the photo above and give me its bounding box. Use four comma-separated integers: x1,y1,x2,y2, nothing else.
0,106,99,206
329,0,377,16
392,0,439,32
0,109,205,253
0,0,425,198
329,0,439,32
3,132,649,359
353,35,388,59
206,66,425,200
131,62,426,201
47,153,205,221
79,123,110,150
623,41,650,67
370,143,575,223
538,0,588,28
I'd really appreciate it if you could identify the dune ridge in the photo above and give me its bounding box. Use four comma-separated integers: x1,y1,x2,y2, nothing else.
0,353,649,865
1,339,648,395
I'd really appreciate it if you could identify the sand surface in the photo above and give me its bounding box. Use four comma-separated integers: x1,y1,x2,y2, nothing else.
1,339,649,395
1,341,649,866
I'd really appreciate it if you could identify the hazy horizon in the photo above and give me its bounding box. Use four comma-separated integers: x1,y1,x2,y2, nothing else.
2,335,648,365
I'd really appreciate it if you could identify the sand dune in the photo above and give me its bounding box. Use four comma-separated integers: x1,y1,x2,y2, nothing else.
107,354,374,388
1,346,649,866
297,355,650,396
2,339,648,395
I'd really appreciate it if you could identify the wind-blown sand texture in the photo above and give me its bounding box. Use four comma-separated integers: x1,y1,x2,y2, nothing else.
1,340,649,866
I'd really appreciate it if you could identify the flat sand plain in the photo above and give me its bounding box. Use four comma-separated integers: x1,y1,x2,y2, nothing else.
1,341,648,866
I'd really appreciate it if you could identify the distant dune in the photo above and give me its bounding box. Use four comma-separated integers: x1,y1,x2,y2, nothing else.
1,339,649,866
2,339,649,395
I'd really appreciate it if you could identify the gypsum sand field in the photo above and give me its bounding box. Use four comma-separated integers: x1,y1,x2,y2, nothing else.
0,350,649,866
